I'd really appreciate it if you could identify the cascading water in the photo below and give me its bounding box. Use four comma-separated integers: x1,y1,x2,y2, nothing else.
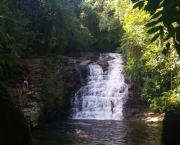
69,53,128,120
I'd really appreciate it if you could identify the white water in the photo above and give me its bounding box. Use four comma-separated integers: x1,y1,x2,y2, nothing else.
69,53,128,120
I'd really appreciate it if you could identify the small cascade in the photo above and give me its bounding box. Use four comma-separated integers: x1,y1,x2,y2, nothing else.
69,53,128,120
75,64,84,85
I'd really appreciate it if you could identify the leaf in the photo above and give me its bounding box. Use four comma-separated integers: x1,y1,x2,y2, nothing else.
145,20,159,27
133,1,145,9
160,26,164,38
175,42,180,56
151,33,160,42
131,0,140,3
144,0,161,15
176,33,180,43
166,43,170,48
0,29,7,40
160,0,179,8
147,26,160,34
165,28,176,41
151,10,162,19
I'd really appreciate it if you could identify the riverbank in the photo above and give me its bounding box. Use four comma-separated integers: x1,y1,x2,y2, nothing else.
122,83,164,122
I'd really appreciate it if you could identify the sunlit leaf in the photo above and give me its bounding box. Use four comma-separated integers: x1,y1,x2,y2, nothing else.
133,1,145,9
151,11,162,19
145,20,159,27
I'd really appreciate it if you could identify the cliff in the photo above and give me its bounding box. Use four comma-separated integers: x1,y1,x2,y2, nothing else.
8,53,101,128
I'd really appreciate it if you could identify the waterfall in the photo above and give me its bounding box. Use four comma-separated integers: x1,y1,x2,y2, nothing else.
69,53,128,120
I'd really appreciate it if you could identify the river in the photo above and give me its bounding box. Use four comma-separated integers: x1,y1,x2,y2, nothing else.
33,53,162,145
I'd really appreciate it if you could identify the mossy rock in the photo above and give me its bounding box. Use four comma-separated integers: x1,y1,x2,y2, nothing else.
0,81,36,145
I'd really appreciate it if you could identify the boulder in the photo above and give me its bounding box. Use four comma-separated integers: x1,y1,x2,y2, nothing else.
79,60,91,66
97,61,109,71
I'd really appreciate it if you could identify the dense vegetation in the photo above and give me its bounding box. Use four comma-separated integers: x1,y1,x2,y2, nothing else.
41,56,69,120
0,0,120,80
116,0,180,112
1,0,180,117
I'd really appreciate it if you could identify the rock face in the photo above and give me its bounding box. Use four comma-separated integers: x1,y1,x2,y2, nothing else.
9,52,101,127
56,53,99,94
9,59,44,128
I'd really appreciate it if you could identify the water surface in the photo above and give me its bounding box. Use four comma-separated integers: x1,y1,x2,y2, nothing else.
33,119,162,145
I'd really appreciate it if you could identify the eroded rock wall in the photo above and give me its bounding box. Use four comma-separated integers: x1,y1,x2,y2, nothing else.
9,53,100,128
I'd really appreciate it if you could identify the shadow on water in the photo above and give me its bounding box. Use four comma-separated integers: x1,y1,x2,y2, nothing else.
33,119,162,145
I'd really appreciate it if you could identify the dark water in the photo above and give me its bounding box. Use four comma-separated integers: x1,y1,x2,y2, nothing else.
33,119,162,145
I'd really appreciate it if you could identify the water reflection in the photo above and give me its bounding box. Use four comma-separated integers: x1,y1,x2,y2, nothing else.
33,120,162,145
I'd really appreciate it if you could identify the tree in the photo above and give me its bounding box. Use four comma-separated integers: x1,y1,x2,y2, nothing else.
131,0,180,56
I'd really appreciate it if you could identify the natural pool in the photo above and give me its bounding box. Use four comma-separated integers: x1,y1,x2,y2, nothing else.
33,119,162,145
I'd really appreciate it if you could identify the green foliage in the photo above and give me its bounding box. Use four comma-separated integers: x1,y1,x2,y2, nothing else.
131,0,180,56
43,58,52,66
117,0,180,113
41,57,67,118
0,0,93,58
79,0,122,52
133,1,145,9
151,87,180,113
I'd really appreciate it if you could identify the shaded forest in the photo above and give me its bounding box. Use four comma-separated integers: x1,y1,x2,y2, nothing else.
1,0,180,114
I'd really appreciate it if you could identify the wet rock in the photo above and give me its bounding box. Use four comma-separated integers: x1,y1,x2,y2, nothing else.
79,60,91,66
128,82,135,90
99,54,114,61
29,111,39,127
148,112,155,115
97,61,109,71
146,117,159,122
